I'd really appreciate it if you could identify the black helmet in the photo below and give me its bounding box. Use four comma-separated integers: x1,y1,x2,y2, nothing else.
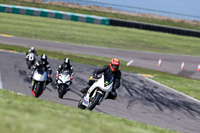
40,54,47,65
63,58,70,68
64,58,70,65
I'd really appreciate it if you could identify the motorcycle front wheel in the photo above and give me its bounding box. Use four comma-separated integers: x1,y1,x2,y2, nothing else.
34,83,43,98
87,92,102,111
58,84,67,99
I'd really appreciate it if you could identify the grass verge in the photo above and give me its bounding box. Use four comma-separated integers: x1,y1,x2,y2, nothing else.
0,13,200,56
1,0,200,30
1,43,200,101
0,89,179,133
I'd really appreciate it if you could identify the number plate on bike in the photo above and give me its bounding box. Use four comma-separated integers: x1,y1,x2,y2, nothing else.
82,98,89,107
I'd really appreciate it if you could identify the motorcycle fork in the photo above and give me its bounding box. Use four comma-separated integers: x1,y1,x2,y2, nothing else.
99,92,105,103
91,89,97,98
92,89,104,103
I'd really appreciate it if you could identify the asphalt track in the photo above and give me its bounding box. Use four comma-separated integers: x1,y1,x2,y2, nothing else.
0,50,200,133
1,35,200,79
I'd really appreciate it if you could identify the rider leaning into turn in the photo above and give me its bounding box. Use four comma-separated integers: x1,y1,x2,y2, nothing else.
30,54,52,87
55,58,74,87
80,58,121,100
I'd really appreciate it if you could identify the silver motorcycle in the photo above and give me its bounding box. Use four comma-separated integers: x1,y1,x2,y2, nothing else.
31,68,47,98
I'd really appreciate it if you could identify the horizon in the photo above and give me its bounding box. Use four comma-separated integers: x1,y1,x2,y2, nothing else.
44,0,200,17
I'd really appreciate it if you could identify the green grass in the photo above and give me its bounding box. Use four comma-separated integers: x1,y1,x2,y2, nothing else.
0,89,178,133
1,0,200,30
0,13,200,56
0,2,198,133
1,43,200,101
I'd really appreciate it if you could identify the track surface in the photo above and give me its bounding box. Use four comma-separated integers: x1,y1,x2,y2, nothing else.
1,35,200,79
1,51,200,133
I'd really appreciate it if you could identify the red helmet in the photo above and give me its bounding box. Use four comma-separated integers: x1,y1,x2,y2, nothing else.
110,58,120,72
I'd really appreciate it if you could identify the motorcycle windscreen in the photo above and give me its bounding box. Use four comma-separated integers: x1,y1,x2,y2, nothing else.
58,71,70,83
104,73,114,86
62,71,70,76
33,68,47,81
37,67,47,74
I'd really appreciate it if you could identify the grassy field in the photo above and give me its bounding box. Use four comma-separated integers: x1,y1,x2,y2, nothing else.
0,13,200,56
0,12,200,100
1,0,200,31
0,89,179,133
0,2,199,133
1,43,200,101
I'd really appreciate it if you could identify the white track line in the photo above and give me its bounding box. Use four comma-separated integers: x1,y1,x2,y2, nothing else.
0,72,3,89
144,76,200,104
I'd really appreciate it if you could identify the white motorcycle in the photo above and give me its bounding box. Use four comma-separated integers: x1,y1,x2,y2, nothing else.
31,68,47,98
57,71,72,99
26,53,36,69
78,73,114,111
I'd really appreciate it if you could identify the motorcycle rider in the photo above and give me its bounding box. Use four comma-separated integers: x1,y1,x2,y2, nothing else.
80,58,121,100
25,47,38,63
55,58,73,88
29,54,52,87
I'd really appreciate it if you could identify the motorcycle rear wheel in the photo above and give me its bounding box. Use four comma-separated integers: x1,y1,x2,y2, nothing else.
27,61,34,69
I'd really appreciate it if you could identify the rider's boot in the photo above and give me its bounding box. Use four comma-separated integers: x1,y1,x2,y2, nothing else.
56,82,59,89
29,80,34,89
46,77,52,86
80,79,95,94
80,86,90,94
106,90,117,100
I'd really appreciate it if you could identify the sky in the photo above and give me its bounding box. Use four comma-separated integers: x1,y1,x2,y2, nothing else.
45,0,200,18
91,0,200,16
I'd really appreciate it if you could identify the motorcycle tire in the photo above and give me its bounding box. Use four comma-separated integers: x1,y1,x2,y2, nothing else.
34,83,43,98
78,96,87,110
87,92,102,111
27,62,32,69
58,84,67,99
27,61,34,69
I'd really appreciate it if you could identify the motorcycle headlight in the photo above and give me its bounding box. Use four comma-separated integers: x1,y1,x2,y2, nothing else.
104,81,109,87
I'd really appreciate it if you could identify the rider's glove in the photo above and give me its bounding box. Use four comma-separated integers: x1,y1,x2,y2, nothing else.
93,74,100,79
93,74,96,79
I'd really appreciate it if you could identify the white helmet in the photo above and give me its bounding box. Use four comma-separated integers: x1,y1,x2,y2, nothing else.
31,47,35,51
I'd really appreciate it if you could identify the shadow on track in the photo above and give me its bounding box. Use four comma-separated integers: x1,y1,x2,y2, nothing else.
122,78,200,118
18,70,31,83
